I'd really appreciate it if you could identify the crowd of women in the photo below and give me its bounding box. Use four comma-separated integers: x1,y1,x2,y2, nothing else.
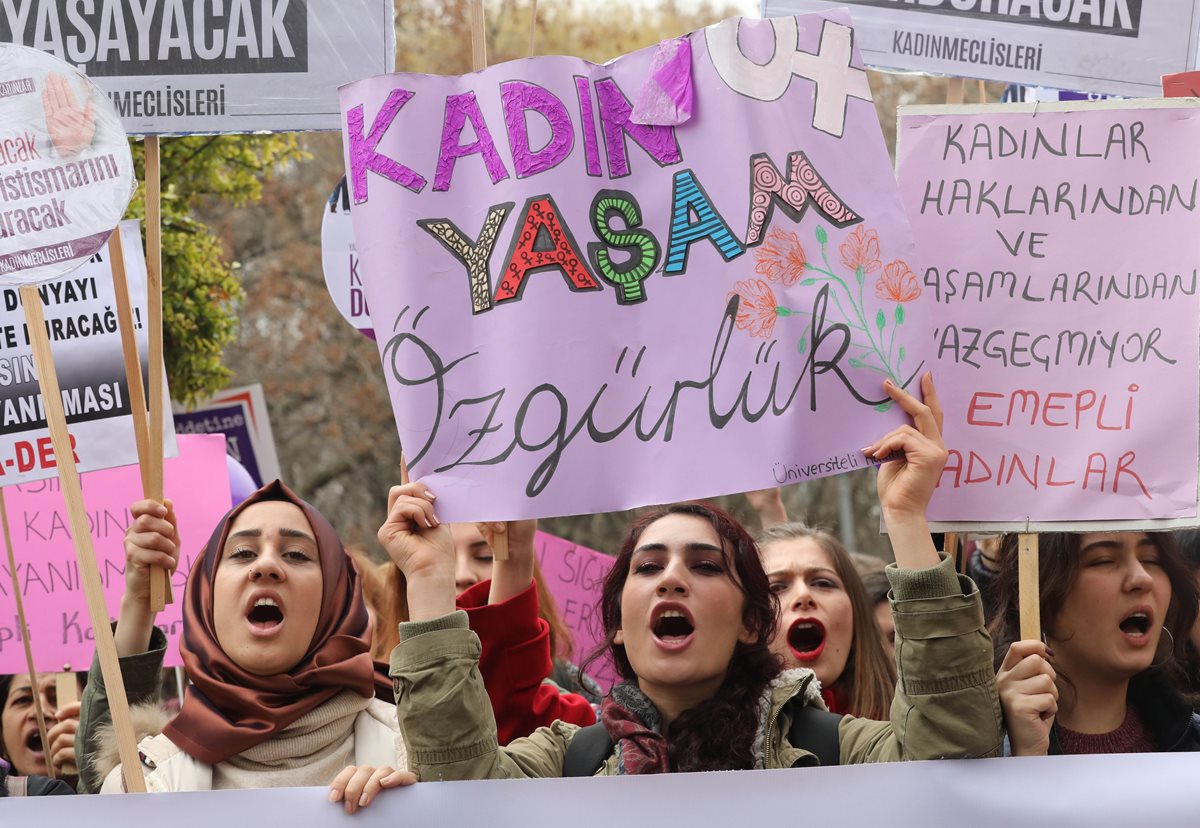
3,373,1198,809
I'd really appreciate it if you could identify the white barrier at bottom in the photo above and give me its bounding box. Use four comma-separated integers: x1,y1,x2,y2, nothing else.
6,753,1199,823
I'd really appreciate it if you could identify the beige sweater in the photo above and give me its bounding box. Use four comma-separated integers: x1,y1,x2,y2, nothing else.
98,691,406,793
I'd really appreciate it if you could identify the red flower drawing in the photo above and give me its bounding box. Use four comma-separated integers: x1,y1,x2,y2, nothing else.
728,279,778,339
753,228,807,286
840,226,882,274
874,260,921,303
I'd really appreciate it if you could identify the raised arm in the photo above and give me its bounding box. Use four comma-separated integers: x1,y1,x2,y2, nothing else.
380,485,576,781
837,374,1003,762
76,499,179,792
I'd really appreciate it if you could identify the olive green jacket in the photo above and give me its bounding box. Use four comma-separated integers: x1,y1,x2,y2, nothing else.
392,554,1002,779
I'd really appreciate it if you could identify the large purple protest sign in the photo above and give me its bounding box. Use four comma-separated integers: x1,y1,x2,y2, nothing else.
534,531,617,691
340,12,932,521
898,100,1200,526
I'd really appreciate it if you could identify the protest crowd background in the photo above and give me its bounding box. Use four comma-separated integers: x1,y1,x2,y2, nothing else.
2,0,1200,821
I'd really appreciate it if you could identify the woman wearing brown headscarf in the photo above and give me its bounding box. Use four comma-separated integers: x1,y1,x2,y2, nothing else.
90,481,411,811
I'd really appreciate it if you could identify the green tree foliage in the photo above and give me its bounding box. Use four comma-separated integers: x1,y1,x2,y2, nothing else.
126,134,307,405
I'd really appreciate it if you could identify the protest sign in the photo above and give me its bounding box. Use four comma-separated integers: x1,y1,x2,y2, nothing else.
0,433,230,674
1012,87,1122,103
1,36,150,791
1162,71,1200,98
0,220,176,488
1,0,396,136
534,531,616,690
321,177,374,338
0,43,135,284
175,384,281,486
760,0,1200,99
8,751,1200,825
897,99,1200,530
341,11,932,521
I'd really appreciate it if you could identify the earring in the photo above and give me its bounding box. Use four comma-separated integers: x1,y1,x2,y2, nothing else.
1149,626,1176,669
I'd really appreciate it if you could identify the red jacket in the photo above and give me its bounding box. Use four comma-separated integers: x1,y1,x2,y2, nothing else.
457,579,597,744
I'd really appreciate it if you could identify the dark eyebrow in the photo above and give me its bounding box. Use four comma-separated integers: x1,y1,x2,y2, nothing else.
633,542,723,555
633,543,665,556
1079,540,1121,554
227,527,316,545
469,540,491,552
806,567,840,579
280,527,317,544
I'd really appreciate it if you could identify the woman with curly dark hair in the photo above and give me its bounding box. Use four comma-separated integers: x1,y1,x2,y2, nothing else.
349,373,1001,787
992,531,1200,755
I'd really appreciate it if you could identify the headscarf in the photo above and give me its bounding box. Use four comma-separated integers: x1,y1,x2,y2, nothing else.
162,480,376,765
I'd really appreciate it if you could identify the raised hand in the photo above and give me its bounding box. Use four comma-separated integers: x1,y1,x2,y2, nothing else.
997,640,1058,756
744,487,787,528
122,499,180,604
43,73,96,158
328,764,415,815
115,499,180,655
47,700,81,780
378,482,454,621
479,519,538,604
862,372,947,569
866,372,947,518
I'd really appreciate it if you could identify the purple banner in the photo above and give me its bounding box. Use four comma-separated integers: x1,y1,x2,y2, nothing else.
340,12,932,521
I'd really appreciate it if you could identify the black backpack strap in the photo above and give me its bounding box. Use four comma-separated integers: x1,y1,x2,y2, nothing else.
787,703,843,767
562,723,614,777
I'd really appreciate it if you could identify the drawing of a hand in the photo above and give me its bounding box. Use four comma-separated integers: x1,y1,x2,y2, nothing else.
43,73,96,158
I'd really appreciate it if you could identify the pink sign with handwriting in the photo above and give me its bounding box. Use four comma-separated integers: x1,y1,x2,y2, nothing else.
0,434,231,673
899,101,1200,522
535,531,617,691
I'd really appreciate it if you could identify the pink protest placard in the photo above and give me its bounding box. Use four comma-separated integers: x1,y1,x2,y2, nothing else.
535,531,617,691
898,100,1200,526
340,12,933,521
0,434,231,673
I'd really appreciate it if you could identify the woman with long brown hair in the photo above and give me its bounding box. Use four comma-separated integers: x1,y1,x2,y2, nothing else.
758,525,896,719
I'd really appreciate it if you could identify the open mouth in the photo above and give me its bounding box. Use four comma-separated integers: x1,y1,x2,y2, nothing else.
651,606,695,647
246,594,285,634
1119,609,1151,641
788,618,826,662
24,729,44,759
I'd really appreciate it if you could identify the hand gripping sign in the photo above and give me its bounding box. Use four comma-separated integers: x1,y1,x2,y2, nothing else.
0,45,135,284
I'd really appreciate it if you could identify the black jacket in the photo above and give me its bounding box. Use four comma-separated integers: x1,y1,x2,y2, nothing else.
0,765,76,796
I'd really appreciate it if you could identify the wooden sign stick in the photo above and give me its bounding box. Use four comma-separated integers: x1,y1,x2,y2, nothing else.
56,670,78,707
528,0,539,56
944,531,963,574
470,0,488,71
20,285,147,793
144,136,171,612
106,231,164,611
1018,532,1041,641
464,0,509,561
946,77,965,105
0,488,54,778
